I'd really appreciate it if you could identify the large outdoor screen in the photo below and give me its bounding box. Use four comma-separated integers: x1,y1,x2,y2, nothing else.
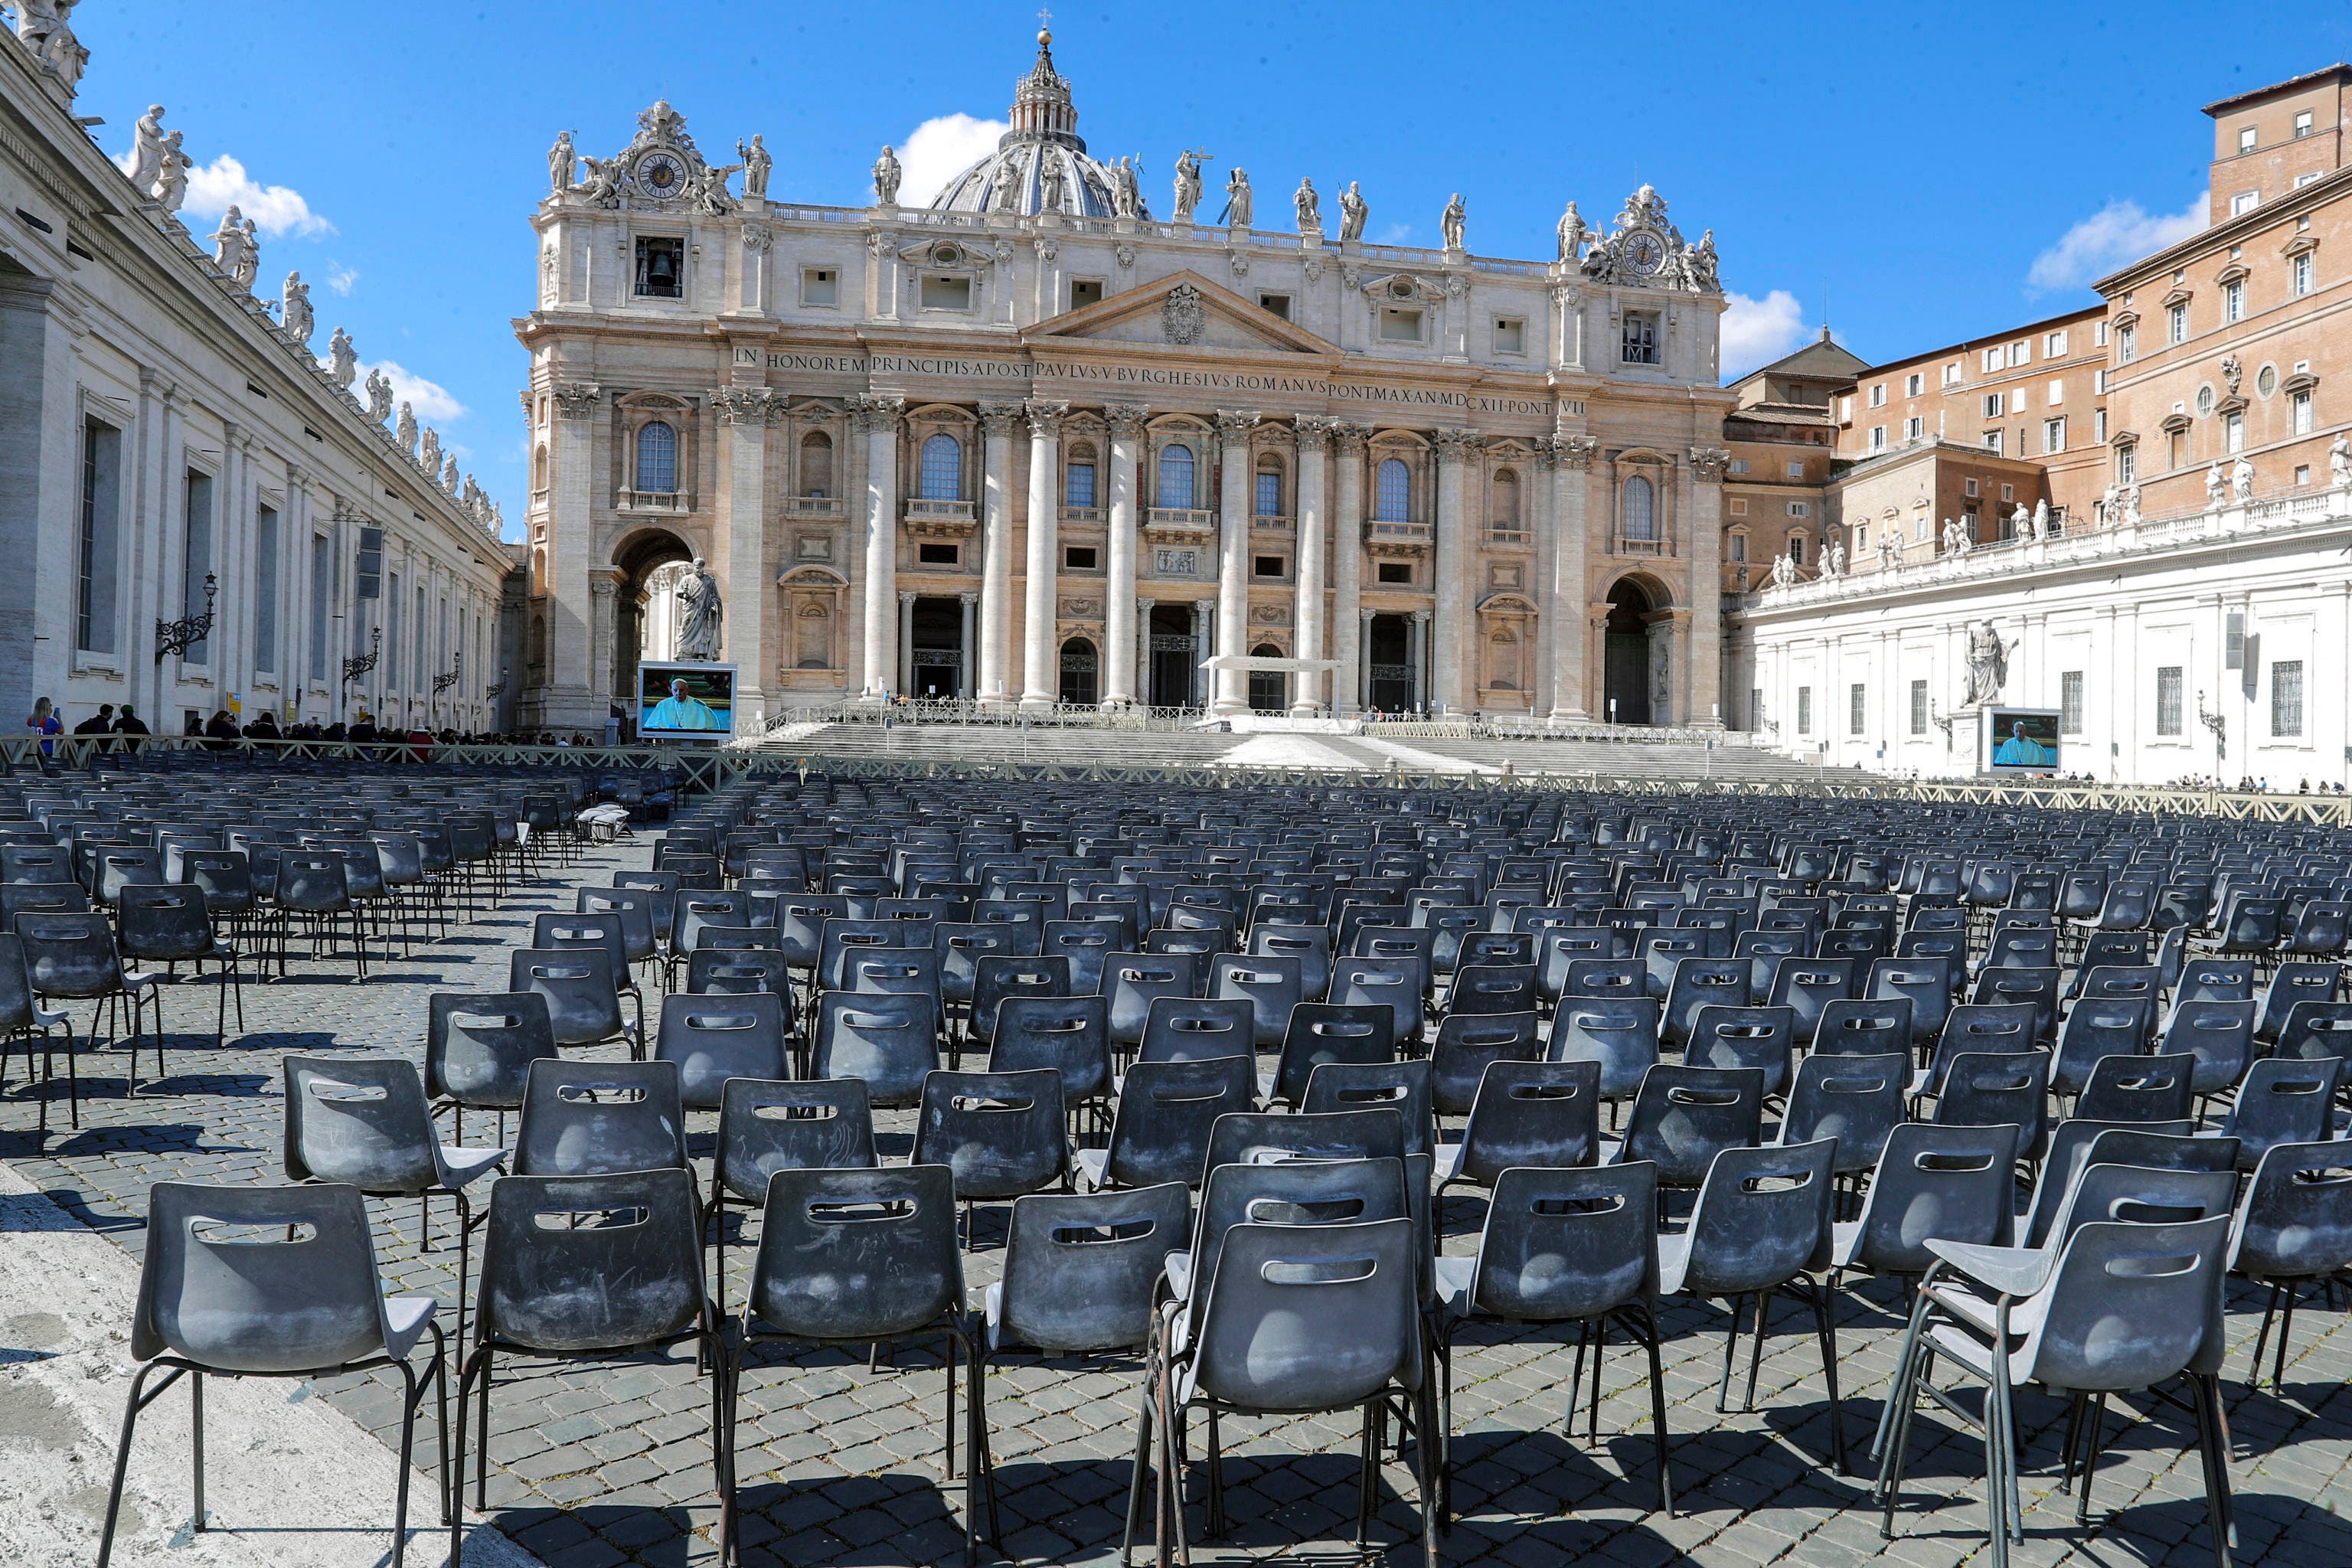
1984,707,2060,773
638,661,736,739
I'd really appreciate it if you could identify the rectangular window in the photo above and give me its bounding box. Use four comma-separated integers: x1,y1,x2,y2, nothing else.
2118,443,2137,483
1981,347,2001,374
2010,341,2031,367
2043,417,2066,453
1904,416,1924,440
800,267,838,306
1064,461,1096,509
1750,687,1763,728
2239,126,2258,154
1380,305,1426,341
1984,430,2004,455
2060,671,2084,734
1838,395,1853,420
413,583,427,689
2095,409,2108,442
2012,384,2029,411
1253,554,1285,579
632,236,684,299
1796,686,1813,736
2291,389,2314,435
1870,384,1887,407
920,273,974,310
384,570,400,689
1786,501,1810,518
2293,252,2314,296
1965,478,1981,498
2118,324,2137,362
1255,291,1289,319
181,469,214,664
75,418,120,655
2223,280,2245,323
917,542,959,565
1785,460,1805,479
2047,329,2069,356
1943,362,1962,387
1909,679,1927,736
1064,545,1099,570
2168,302,2189,343
1254,470,1282,517
1619,312,1659,364
1069,279,1104,310
1869,426,1887,451
2272,660,2305,737
2157,666,2184,736
2001,484,2014,502
1728,458,1750,474
1491,316,1525,354
1904,374,1922,397
2096,320,2109,346
1376,560,1413,584
1982,392,2004,417
2295,110,2314,139
309,533,332,683
2233,191,2259,217
2225,410,2246,453
1729,532,1746,560
1849,683,1867,737
1787,536,1804,565
2047,378,2065,404
253,505,279,673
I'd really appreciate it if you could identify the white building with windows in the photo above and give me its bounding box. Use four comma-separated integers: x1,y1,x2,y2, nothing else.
514,30,1736,731
0,21,518,736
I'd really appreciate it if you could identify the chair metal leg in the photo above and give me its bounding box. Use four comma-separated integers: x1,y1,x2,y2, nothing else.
1743,1288,1773,1413
1637,1304,1674,1516
1809,1282,1847,1475
1716,1294,1743,1413
96,1362,181,1568
188,1370,205,1535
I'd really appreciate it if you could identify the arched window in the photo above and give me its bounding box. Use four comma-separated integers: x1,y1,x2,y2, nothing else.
1254,459,1283,518
1622,475,1655,540
1375,457,1411,521
920,433,962,501
1492,469,1521,527
799,430,834,498
1065,441,1097,509
531,444,548,491
1155,443,1195,509
635,420,678,494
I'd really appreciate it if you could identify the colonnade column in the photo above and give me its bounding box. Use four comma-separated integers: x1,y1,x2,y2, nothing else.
897,590,916,696
1103,404,1148,707
1134,596,1155,707
1191,599,1212,709
1409,608,1430,713
1551,436,1596,718
957,591,976,701
976,401,1021,707
1431,428,1476,717
855,393,905,699
1292,416,1331,713
1330,423,1367,716
1212,408,1259,714
1019,399,1067,710
547,382,602,717
1686,446,1728,727
714,384,778,723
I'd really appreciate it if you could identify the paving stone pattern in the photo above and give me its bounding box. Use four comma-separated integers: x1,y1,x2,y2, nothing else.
7,838,2352,1567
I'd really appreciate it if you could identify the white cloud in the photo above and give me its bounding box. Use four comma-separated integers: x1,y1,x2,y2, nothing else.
1720,289,1808,378
895,113,1009,206
2028,192,2207,292
1378,222,1413,244
157,152,335,238
328,358,466,423
325,263,359,296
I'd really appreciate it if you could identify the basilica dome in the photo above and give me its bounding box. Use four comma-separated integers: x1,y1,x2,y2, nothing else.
928,31,1147,220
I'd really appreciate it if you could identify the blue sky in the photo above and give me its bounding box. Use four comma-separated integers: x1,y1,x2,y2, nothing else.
74,2,2352,534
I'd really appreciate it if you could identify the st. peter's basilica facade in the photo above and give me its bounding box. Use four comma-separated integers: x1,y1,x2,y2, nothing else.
514,31,1734,733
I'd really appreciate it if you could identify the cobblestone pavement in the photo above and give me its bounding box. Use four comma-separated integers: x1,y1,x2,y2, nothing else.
7,837,2352,1567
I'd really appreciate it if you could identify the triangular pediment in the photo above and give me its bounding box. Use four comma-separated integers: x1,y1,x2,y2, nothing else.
1031,270,1335,355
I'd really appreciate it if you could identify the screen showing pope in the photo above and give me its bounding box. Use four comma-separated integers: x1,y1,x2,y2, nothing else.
648,678,720,730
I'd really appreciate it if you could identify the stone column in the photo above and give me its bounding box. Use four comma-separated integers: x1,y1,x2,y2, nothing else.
1530,437,1560,718
1019,400,1067,710
977,401,1021,707
957,591,977,701
1685,446,1727,727
714,385,779,722
1191,598,1213,709
898,590,917,696
1103,404,1148,707
589,569,619,718
1651,609,1687,727
547,382,602,721
1551,436,1596,717
1409,608,1430,714
1330,423,1368,716
1292,416,1331,713
855,394,904,697
1134,596,1154,707
1212,409,1259,714
1431,429,1478,716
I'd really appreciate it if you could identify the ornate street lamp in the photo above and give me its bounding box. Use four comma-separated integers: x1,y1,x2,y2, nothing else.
154,573,218,663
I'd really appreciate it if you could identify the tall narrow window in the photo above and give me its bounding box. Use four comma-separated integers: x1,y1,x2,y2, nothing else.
1374,457,1410,521
635,421,678,495
76,419,121,655
1621,312,1660,364
309,534,332,684
1796,686,1812,736
1254,466,1282,517
1064,447,1096,508
2157,666,2184,736
920,433,962,500
1909,679,1927,735
2167,302,2188,344
1491,469,1521,530
182,470,214,664
1849,683,1866,737
2118,324,2136,362
253,505,279,673
799,430,833,498
2222,280,2245,323
1621,475,1655,540
2292,253,2314,297
385,570,401,690
413,583,427,688
2272,661,2305,737
1156,443,1197,509
2060,671,2084,734
2291,390,2314,436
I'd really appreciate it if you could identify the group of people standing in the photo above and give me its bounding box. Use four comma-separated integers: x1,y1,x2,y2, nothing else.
24,697,150,756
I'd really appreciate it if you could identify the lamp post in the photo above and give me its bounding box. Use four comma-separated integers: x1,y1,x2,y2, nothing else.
2197,688,2228,769
341,624,382,721
433,650,462,727
154,573,218,664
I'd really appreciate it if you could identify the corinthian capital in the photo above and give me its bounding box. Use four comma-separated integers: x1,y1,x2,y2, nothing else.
551,381,603,421
711,386,782,426
1106,403,1152,439
978,400,1025,439
1557,434,1599,472
1689,445,1733,483
1024,398,1069,438
1331,420,1373,456
1294,415,1335,453
1214,407,1260,446
1432,427,1482,462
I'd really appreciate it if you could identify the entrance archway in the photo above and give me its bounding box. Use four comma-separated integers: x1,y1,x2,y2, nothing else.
1058,636,1099,707
1248,643,1286,712
1367,613,1416,715
1602,577,1662,725
614,528,694,735
908,595,965,701
1148,604,1195,709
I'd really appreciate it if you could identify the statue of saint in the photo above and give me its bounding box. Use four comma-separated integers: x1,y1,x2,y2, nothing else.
738,135,771,199
420,427,442,477
2032,499,2050,537
1293,176,1319,234
233,216,260,290
442,454,462,495
1689,228,1719,289
547,130,575,195
2332,433,2352,489
1556,200,1588,263
279,270,312,347
675,557,724,660
2233,456,2256,501
871,143,900,206
1040,152,1067,213
395,400,416,458
364,367,393,423
211,204,247,278
1222,168,1253,229
325,325,358,388
1440,192,1466,252
1112,156,1141,219
153,130,189,213
1827,541,1847,576
1964,621,2011,707
127,104,166,194
1172,149,1207,224
1338,181,1367,243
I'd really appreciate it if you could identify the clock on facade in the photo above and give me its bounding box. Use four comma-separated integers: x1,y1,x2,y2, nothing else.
635,152,688,201
1622,230,1667,276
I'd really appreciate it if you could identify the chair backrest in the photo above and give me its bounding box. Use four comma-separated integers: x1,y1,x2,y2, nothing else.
1971,965,2062,1040
1560,956,1648,1002
1299,1060,1434,1158
1105,950,1201,1045
479,1169,705,1352
1448,1058,1602,1188
2223,1057,2341,1173
115,884,217,962
1428,1009,1544,1117
1616,1063,1766,1189
911,1068,1068,1200
2017,1216,2232,1393
1100,1054,1258,1188
1779,1051,1907,1177
2076,1051,2198,1124
1211,952,1306,1047
2258,962,2341,1041
1328,956,1425,1040
1201,1106,1407,1174
686,948,795,1001
1932,1048,2050,1159
715,1076,877,1203
812,991,939,1109
1187,1217,1419,1413
1924,1002,2039,1089
134,1181,392,1373
2021,1119,2197,1246
1447,962,1539,1019
1764,955,1857,1044
748,1165,961,1340
1041,919,1121,996
1676,1138,1837,1296
653,991,791,1110
15,910,121,998
2051,996,2156,1095
1844,1120,2020,1274
995,1184,1191,1354
282,1054,437,1193
1550,995,1663,1099
530,912,631,990
2232,1141,2352,1282
2278,1000,2352,1068
675,890,755,956
1867,958,1951,1042
991,993,1112,1102
1266,1001,1395,1105
508,946,626,1047
514,1057,688,1177
1188,1155,1409,1312
425,991,558,1110
968,955,1071,1043
2040,1161,2239,1262
1138,994,1256,1065
1685,1004,1797,1099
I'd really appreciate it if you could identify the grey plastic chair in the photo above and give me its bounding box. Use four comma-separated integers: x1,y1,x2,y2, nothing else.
424,991,558,1143
1300,1060,1435,1159
2050,997,2155,1097
1932,1049,2050,1164
100,1180,447,1568
509,947,640,1059
706,1076,876,1324
1551,995,1664,1103
913,1067,1070,1243
2159,998,2257,1099
1432,1160,1672,1518
1656,1138,1844,1472
1076,1054,1256,1191
1813,997,1913,1060
1329,955,1426,1044
1432,1057,1602,1198
2230,1140,2352,1387
116,885,245,1049
1686,1004,1797,1099
2075,1051,2197,1124
1602,1063,1767,1200
1832,1121,2019,1279
731,1165,985,1563
1263,1001,1395,1105
1780,1051,1908,1180
2221,1056,2339,1174
455,1168,724,1560
512,1057,688,1177
1211,952,1305,1047
0,929,73,1133
1106,952,1201,1048
17,910,163,1093
812,990,940,1108
1138,995,1255,1067
653,991,790,1109
991,993,1113,1110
